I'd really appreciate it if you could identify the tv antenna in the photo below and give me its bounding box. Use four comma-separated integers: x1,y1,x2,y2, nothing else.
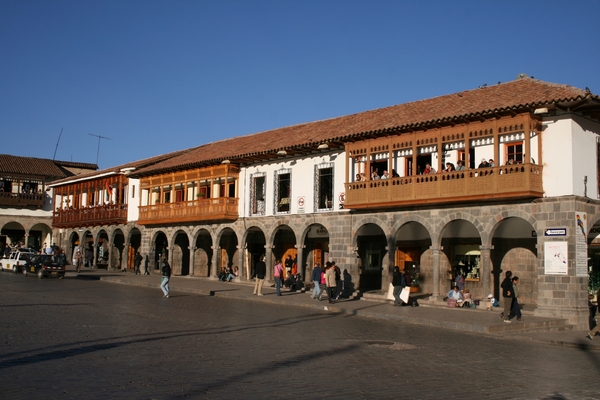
88,133,111,165
53,127,64,160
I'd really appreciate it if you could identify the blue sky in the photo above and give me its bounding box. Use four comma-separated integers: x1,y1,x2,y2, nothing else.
1,0,599,169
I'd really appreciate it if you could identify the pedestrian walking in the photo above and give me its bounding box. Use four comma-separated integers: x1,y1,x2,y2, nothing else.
310,263,322,299
325,263,337,303
253,256,266,296
134,251,142,275
500,270,513,323
333,261,342,299
509,276,523,321
160,260,171,298
144,255,150,275
274,259,284,296
587,293,599,340
74,249,83,273
392,266,406,306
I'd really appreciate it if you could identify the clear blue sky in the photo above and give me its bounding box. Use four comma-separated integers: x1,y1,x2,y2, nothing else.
2,0,599,169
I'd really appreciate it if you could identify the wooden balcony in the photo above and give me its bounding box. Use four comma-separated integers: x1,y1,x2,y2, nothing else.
53,204,128,228
344,164,543,209
0,192,45,208
137,197,239,225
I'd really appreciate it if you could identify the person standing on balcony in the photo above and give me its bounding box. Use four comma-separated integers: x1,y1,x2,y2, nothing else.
456,160,465,171
423,163,436,174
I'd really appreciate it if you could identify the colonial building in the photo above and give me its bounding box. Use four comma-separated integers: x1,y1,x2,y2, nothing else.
0,154,97,253
51,76,600,328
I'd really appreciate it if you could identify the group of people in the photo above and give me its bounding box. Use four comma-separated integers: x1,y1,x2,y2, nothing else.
391,266,414,306
355,169,400,181
218,265,239,282
500,271,523,323
310,261,342,304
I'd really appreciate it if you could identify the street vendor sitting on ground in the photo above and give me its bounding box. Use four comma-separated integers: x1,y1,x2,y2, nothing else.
447,286,464,306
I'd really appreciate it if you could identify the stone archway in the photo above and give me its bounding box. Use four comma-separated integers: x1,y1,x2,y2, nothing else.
244,227,266,281
173,230,190,276
440,220,482,298
355,223,387,292
193,229,212,277
491,217,538,307
394,221,432,295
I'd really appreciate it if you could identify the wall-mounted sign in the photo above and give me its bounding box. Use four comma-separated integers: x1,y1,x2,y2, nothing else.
544,241,568,275
297,196,305,214
544,228,567,237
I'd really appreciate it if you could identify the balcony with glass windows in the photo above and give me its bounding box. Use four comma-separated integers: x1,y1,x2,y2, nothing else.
344,163,543,209
137,164,239,225
344,113,544,210
0,191,45,208
53,204,128,228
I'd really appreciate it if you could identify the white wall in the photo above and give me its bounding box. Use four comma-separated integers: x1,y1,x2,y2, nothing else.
127,177,140,222
239,151,346,217
541,114,600,198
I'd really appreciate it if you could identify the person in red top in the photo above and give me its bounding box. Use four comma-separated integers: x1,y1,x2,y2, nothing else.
274,260,284,296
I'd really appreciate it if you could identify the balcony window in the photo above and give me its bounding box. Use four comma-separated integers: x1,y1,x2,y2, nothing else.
315,164,333,210
505,142,523,164
250,173,266,216
274,169,291,214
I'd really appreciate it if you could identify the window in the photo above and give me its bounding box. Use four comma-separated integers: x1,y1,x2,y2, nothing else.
505,142,523,164
250,173,266,215
274,169,291,213
315,163,333,210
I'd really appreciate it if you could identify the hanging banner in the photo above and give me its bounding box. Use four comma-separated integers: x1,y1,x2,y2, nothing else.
544,241,568,275
575,212,588,277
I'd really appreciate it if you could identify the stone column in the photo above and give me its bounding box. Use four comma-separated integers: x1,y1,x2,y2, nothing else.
188,246,196,276
123,243,130,271
108,243,115,270
479,245,493,299
431,245,442,300
236,245,245,281
265,245,273,281
210,245,219,279
295,244,304,282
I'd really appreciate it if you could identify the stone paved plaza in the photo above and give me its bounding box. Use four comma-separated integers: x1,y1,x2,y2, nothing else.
1,272,599,399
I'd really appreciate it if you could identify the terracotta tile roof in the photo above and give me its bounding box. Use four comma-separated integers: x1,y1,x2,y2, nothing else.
0,154,68,179
54,160,99,170
49,150,188,186
130,78,600,176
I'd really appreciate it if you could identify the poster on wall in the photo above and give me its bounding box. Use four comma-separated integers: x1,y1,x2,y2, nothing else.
575,212,588,277
544,241,568,275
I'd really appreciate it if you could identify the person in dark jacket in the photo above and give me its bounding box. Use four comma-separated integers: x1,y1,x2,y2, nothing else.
392,266,406,306
160,260,171,298
134,252,142,275
311,263,323,300
500,270,513,323
253,256,266,296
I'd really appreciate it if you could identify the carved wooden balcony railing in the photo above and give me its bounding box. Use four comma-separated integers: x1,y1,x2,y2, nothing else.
52,204,128,228
137,197,239,225
344,164,543,209
0,192,45,208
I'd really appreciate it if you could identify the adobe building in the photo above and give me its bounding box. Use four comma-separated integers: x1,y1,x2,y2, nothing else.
0,154,97,253
50,76,600,329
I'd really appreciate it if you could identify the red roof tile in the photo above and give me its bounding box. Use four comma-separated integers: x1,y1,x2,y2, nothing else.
132,78,600,176
0,154,68,179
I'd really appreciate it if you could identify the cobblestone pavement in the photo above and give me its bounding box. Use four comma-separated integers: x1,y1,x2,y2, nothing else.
1,272,599,400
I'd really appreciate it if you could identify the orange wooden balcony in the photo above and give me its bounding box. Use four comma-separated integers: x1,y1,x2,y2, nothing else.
344,164,543,209
0,192,45,208
137,197,239,225
53,204,128,228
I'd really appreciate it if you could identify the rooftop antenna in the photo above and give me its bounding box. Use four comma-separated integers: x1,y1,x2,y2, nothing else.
88,133,111,165
53,127,64,160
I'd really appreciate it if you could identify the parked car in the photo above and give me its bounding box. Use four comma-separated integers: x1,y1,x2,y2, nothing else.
0,250,36,273
22,254,66,279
